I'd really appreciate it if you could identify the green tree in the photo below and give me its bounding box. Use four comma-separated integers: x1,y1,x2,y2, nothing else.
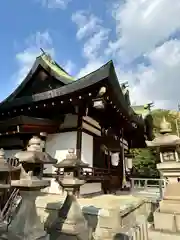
132,148,159,178
131,109,180,178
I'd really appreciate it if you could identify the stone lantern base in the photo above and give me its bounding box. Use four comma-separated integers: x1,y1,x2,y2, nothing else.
154,182,180,233
153,162,180,233
6,191,48,240
47,191,89,240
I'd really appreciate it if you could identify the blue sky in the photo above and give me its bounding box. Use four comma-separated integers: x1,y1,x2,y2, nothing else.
0,0,115,100
1,0,180,110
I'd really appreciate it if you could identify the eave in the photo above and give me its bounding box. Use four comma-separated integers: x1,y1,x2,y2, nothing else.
0,115,60,135
0,60,151,147
0,61,143,126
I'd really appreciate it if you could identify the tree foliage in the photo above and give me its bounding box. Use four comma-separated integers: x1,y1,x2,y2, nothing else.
152,109,179,135
132,109,180,178
131,148,159,178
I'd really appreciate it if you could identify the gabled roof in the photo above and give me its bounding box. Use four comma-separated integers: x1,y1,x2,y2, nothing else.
1,53,74,104
0,60,144,126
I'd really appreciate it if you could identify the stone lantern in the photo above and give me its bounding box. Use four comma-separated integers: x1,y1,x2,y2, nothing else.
7,136,57,240
146,117,180,183
47,148,89,239
146,117,180,233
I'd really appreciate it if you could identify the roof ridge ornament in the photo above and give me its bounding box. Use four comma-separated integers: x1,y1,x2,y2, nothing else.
40,48,54,64
160,117,172,134
121,81,129,95
144,102,154,111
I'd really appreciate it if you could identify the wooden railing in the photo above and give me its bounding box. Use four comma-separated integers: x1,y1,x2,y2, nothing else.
58,167,118,181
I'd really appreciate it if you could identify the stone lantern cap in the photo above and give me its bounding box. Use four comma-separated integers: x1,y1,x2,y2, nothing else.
0,149,19,172
55,149,88,190
11,136,54,190
15,136,57,164
146,117,180,147
54,148,89,169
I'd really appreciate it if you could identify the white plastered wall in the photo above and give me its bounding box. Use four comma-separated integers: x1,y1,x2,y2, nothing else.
81,132,93,167
80,131,102,195
43,118,102,195
43,131,77,194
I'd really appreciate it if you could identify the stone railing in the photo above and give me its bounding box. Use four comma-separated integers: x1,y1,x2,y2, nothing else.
118,215,148,240
130,178,167,199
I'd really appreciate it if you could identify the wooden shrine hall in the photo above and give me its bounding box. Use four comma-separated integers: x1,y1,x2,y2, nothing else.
0,52,153,195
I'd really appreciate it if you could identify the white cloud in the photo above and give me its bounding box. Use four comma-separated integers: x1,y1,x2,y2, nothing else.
108,0,180,61
14,31,54,84
72,11,110,78
63,60,76,75
73,1,180,110
72,11,105,40
77,59,105,79
83,29,110,60
38,0,71,9
130,39,180,109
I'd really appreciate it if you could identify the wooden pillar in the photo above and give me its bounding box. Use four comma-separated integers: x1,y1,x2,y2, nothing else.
76,106,83,197
121,128,127,189
40,132,47,152
76,107,83,161
108,151,111,174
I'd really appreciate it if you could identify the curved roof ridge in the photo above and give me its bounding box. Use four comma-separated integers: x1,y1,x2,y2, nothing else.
0,54,75,105
40,53,74,80
76,60,113,81
0,60,114,109
0,59,145,127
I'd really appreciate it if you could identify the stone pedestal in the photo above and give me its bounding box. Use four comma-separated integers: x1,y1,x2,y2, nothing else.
154,182,180,233
92,208,121,240
7,191,48,240
47,192,89,239
153,162,180,233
